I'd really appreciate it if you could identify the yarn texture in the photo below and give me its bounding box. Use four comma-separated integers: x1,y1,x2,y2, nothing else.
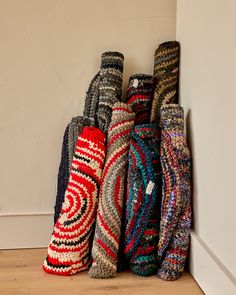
97,52,124,134
54,116,94,224
127,74,154,124
150,41,180,123
83,72,100,123
43,127,106,275
89,102,135,278
157,104,191,280
124,125,161,276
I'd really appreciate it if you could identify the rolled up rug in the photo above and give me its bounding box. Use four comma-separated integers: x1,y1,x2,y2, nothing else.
124,124,162,276
157,104,191,280
53,124,70,224
127,74,154,124
83,72,100,123
54,116,94,224
97,51,124,134
150,41,180,123
43,126,106,275
89,102,135,279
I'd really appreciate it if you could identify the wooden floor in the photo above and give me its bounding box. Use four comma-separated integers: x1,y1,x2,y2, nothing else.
0,249,203,295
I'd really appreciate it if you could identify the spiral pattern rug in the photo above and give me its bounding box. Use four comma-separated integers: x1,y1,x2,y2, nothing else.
89,102,135,278
97,51,124,134
127,74,154,124
150,41,180,123
157,104,191,280
54,116,94,224
43,126,106,275
124,125,161,276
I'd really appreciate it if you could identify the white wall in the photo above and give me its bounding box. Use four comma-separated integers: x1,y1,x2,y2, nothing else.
176,1,236,294
0,0,176,248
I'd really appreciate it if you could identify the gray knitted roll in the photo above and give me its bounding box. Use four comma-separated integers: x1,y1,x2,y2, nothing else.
83,72,100,123
97,52,124,134
68,116,94,167
89,102,135,278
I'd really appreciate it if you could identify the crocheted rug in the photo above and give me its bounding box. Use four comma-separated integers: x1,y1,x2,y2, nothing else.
43,126,106,275
127,74,154,124
89,102,135,278
157,104,191,280
83,72,100,123
97,51,124,134
54,116,94,224
123,124,162,276
150,41,180,123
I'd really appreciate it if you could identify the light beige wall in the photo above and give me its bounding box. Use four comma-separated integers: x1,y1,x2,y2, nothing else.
0,0,176,248
177,1,236,294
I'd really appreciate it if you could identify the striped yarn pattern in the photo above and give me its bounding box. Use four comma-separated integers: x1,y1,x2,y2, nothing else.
83,72,100,123
150,41,180,123
124,125,161,276
157,104,191,280
97,52,124,134
43,127,106,275
127,74,154,125
68,116,94,167
89,103,135,278
54,116,94,224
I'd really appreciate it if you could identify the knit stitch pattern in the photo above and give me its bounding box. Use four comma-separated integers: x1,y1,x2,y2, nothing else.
54,116,94,224
89,103,135,278
83,72,100,123
150,41,180,123
127,74,154,125
97,52,124,134
124,125,161,276
157,104,191,280
43,126,106,275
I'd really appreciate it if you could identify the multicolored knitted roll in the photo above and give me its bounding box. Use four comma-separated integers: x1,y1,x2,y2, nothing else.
83,72,100,123
89,102,135,279
150,41,180,123
124,125,161,276
157,104,191,280
43,126,106,275
127,74,154,124
97,52,124,134
54,116,94,224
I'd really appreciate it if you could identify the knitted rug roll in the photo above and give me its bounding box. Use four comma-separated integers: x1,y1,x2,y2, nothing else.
89,102,135,279
97,51,124,134
127,74,154,124
157,104,191,280
43,126,106,275
54,124,70,224
54,116,94,224
124,125,161,276
83,72,100,123
150,41,180,123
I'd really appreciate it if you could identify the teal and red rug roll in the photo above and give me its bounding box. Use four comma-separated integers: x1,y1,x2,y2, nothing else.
123,124,162,276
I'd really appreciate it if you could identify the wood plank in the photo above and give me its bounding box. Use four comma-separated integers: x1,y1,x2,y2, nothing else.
0,249,204,295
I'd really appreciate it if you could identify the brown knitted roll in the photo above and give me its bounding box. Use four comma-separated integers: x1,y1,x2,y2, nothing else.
150,41,180,124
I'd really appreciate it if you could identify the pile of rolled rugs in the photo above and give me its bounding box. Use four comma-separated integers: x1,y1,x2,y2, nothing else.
43,41,192,281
